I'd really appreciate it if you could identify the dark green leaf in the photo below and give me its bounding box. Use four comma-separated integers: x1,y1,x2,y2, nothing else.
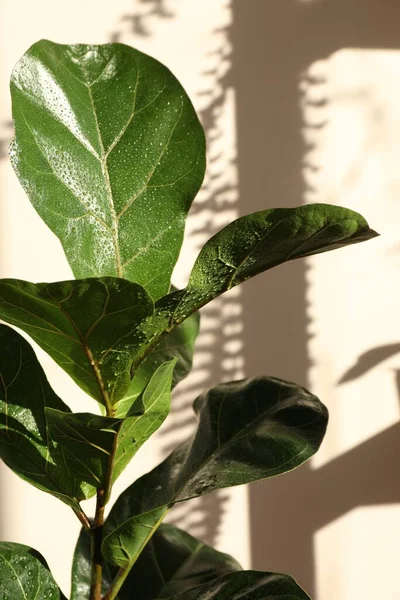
0,542,66,599
10,40,206,300
133,204,378,367
71,529,113,600
104,377,327,566
170,570,310,600
122,312,199,413
73,523,241,600
178,204,378,315
0,277,153,409
0,324,93,509
46,410,121,488
113,358,177,479
119,523,241,600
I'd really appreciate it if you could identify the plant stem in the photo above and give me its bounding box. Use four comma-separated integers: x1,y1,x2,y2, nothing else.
90,490,106,600
90,410,120,599
73,506,91,530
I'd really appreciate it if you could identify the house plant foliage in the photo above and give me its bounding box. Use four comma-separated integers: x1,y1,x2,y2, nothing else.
0,40,377,599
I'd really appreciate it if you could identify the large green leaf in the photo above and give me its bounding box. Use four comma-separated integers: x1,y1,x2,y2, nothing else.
10,40,206,300
0,542,66,599
46,410,121,488
137,204,378,351
0,277,153,410
118,523,241,600
170,571,310,600
104,377,328,567
0,324,93,509
113,358,177,479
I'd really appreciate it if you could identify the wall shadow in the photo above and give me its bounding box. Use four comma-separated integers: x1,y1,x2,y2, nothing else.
0,121,13,159
110,0,174,41
231,0,400,596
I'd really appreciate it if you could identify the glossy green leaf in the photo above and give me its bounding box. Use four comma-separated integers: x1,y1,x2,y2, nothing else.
10,40,206,300
104,377,328,565
113,358,177,480
119,312,199,415
143,204,378,339
71,530,113,600
0,277,153,410
46,410,121,488
0,542,66,600
118,523,241,600
171,571,310,600
0,324,93,509
103,506,168,567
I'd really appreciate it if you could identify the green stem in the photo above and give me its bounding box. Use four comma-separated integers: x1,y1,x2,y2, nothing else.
89,403,121,599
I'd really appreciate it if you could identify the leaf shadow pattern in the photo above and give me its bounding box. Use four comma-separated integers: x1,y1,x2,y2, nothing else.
0,121,13,159
110,0,174,41
232,0,400,595
111,1,238,550
339,343,400,386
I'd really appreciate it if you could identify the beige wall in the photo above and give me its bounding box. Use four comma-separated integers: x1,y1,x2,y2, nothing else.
1,1,399,599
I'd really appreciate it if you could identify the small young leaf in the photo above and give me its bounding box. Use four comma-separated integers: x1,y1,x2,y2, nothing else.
0,277,153,410
10,40,206,300
46,410,121,488
148,204,378,332
0,542,66,599
121,312,199,413
104,377,327,565
0,324,93,509
102,506,168,567
170,570,310,600
117,523,241,600
112,358,177,479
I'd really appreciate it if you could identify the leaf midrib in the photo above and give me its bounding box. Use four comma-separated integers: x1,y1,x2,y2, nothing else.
47,289,112,411
110,393,315,534
73,50,185,283
86,82,122,276
0,553,29,600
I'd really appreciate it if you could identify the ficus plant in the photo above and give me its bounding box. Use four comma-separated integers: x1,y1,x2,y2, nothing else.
0,40,377,600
